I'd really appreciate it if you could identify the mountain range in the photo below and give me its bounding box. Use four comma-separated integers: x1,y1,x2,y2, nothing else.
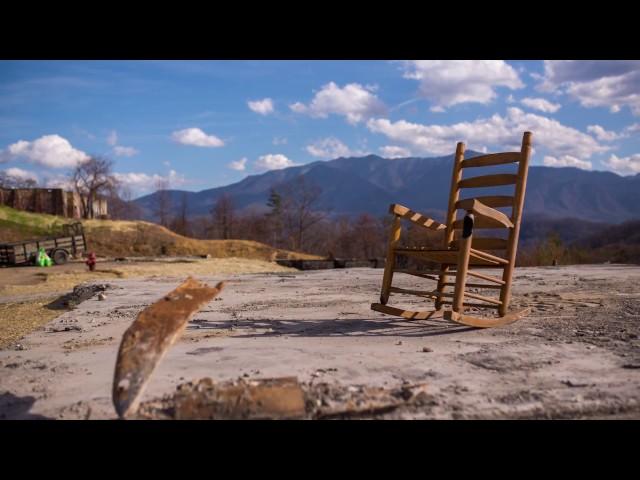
134,152,640,225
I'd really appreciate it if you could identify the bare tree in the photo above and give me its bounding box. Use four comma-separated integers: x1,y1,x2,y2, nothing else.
211,193,235,239
187,215,210,239
71,156,117,219
353,213,383,259
327,215,358,258
107,184,143,220
154,178,172,227
171,192,190,236
120,185,142,219
234,207,270,243
280,176,327,251
265,188,283,247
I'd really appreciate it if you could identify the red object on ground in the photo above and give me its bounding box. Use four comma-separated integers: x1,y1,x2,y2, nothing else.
86,252,97,271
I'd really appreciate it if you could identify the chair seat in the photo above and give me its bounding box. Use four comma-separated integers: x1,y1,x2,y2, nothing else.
394,247,502,266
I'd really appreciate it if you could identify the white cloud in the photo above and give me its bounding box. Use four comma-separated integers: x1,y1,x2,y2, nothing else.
248,98,274,115
306,137,364,159
273,137,287,145
255,154,296,171
166,169,186,186
603,154,640,175
586,125,621,142
379,145,411,158
289,102,307,114
113,172,157,187
506,94,516,104
0,134,89,168
399,60,524,110
520,97,561,113
2,167,38,182
106,130,139,156
624,123,640,134
114,169,187,191
543,155,592,170
107,130,118,146
289,82,386,124
366,107,608,160
171,128,224,147
537,61,640,116
228,157,247,171
43,174,75,190
113,145,139,157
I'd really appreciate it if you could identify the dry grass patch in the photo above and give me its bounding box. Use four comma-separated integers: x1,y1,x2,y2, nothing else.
82,219,320,260
0,257,294,298
1,205,320,261
0,297,64,349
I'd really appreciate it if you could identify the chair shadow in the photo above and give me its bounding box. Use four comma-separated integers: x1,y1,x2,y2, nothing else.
0,392,52,420
188,317,476,338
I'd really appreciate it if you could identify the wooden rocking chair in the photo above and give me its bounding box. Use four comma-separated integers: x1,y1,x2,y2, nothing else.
371,131,533,328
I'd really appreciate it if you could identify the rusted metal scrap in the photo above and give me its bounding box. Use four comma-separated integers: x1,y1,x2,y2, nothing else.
112,277,225,418
138,377,307,420
135,377,432,420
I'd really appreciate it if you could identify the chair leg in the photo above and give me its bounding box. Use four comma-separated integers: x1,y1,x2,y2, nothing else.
380,216,401,305
435,265,450,310
498,277,509,317
452,222,473,313
498,265,512,316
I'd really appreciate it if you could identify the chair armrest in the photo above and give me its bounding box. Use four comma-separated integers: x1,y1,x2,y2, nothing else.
389,203,447,232
458,199,514,229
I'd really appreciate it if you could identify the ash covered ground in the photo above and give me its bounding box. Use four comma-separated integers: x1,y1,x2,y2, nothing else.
1,264,639,419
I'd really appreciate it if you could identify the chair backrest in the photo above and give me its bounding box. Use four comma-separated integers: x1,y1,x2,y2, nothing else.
443,132,532,265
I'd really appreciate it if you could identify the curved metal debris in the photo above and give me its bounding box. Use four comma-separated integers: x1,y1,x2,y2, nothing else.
135,377,431,420
112,277,225,418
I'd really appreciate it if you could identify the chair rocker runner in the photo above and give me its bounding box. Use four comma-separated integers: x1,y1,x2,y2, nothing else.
371,131,533,328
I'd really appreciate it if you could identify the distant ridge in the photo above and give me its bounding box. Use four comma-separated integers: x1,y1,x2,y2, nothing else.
134,152,640,224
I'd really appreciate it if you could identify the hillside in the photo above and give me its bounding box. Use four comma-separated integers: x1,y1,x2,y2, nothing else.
0,205,319,261
572,219,640,264
519,214,610,246
134,152,640,224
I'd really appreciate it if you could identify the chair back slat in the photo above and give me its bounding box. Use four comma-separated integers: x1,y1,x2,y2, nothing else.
460,152,521,169
455,196,514,209
458,173,518,189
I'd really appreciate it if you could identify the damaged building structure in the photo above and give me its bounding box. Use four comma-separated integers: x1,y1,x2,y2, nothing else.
0,187,108,219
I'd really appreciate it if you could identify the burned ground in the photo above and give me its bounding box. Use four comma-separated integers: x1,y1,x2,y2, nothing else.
0,265,639,419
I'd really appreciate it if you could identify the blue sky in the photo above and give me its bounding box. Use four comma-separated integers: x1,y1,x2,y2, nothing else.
1,60,639,197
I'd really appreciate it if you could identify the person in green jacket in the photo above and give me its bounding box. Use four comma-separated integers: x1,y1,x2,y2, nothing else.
37,247,52,267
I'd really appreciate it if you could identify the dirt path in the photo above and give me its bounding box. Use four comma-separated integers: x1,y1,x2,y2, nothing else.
1,264,639,419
